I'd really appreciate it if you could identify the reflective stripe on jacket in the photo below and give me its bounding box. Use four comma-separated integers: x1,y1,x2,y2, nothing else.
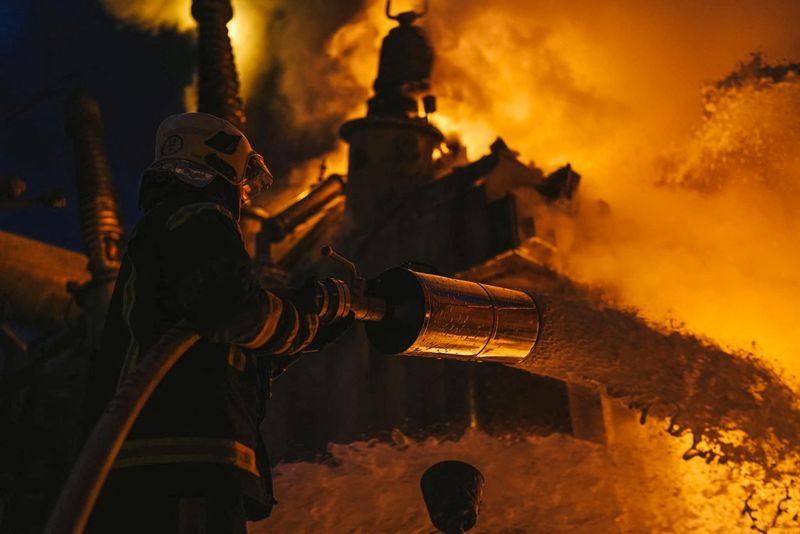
114,437,260,478
83,178,285,520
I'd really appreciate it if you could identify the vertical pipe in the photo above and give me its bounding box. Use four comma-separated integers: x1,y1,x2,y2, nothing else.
191,0,247,128
64,92,124,344
64,93,123,284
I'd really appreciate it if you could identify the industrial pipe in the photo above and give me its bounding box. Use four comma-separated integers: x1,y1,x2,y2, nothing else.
191,0,246,128
0,230,89,330
64,92,124,345
64,92,123,286
263,175,345,243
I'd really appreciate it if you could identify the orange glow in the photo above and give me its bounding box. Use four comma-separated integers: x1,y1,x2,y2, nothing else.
321,0,800,389
318,2,800,528
100,0,800,529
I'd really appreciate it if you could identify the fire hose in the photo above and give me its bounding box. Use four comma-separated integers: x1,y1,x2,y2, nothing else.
44,247,540,533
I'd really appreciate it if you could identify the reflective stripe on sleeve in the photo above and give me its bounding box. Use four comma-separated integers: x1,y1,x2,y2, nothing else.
113,437,260,477
227,346,247,371
263,303,300,355
239,292,284,349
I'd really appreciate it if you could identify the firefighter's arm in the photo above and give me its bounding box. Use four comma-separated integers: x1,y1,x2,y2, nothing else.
162,203,318,354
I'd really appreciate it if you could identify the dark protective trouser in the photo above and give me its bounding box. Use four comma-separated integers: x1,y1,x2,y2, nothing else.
86,467,247,534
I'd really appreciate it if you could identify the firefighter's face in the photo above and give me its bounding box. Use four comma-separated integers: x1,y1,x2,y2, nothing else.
239,152,272,206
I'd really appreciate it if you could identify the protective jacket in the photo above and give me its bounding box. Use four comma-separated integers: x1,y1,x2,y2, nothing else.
84,169,303,521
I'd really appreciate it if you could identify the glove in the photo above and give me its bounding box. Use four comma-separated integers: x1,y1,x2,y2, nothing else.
249,296,319,381
257,298,319,356
290,278,355,352
308,314,354,352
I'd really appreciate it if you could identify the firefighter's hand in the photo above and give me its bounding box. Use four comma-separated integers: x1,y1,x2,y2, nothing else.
290,278,354,352
308,314,354,352
289,302,320,355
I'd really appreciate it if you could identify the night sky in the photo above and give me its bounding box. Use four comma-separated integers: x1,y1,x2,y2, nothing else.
1,0,365,254
1,1,197,251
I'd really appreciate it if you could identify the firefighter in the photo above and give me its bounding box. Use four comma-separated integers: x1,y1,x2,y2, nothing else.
83,112,319,533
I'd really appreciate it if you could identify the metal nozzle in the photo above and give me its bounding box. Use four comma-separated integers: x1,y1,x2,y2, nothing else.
321,245,359,283
315,248,539,363
365,268,539,363
316,246,385,323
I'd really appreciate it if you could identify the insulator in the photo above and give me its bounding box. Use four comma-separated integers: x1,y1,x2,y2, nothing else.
64,92,123,283
191,0,246,128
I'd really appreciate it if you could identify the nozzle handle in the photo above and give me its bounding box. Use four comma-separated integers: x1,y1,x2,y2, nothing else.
322,246,356,276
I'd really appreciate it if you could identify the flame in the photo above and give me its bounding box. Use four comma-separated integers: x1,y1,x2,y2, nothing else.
225,1,269,101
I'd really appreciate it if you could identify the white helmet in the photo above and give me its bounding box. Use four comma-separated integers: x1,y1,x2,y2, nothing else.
153,112,273,202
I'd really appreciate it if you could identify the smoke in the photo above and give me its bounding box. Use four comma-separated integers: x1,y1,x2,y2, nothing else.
561,67,800,387
96,0,195,32
241,0,367,206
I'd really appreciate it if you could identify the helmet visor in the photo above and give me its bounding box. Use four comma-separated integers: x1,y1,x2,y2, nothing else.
241,152,273,204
